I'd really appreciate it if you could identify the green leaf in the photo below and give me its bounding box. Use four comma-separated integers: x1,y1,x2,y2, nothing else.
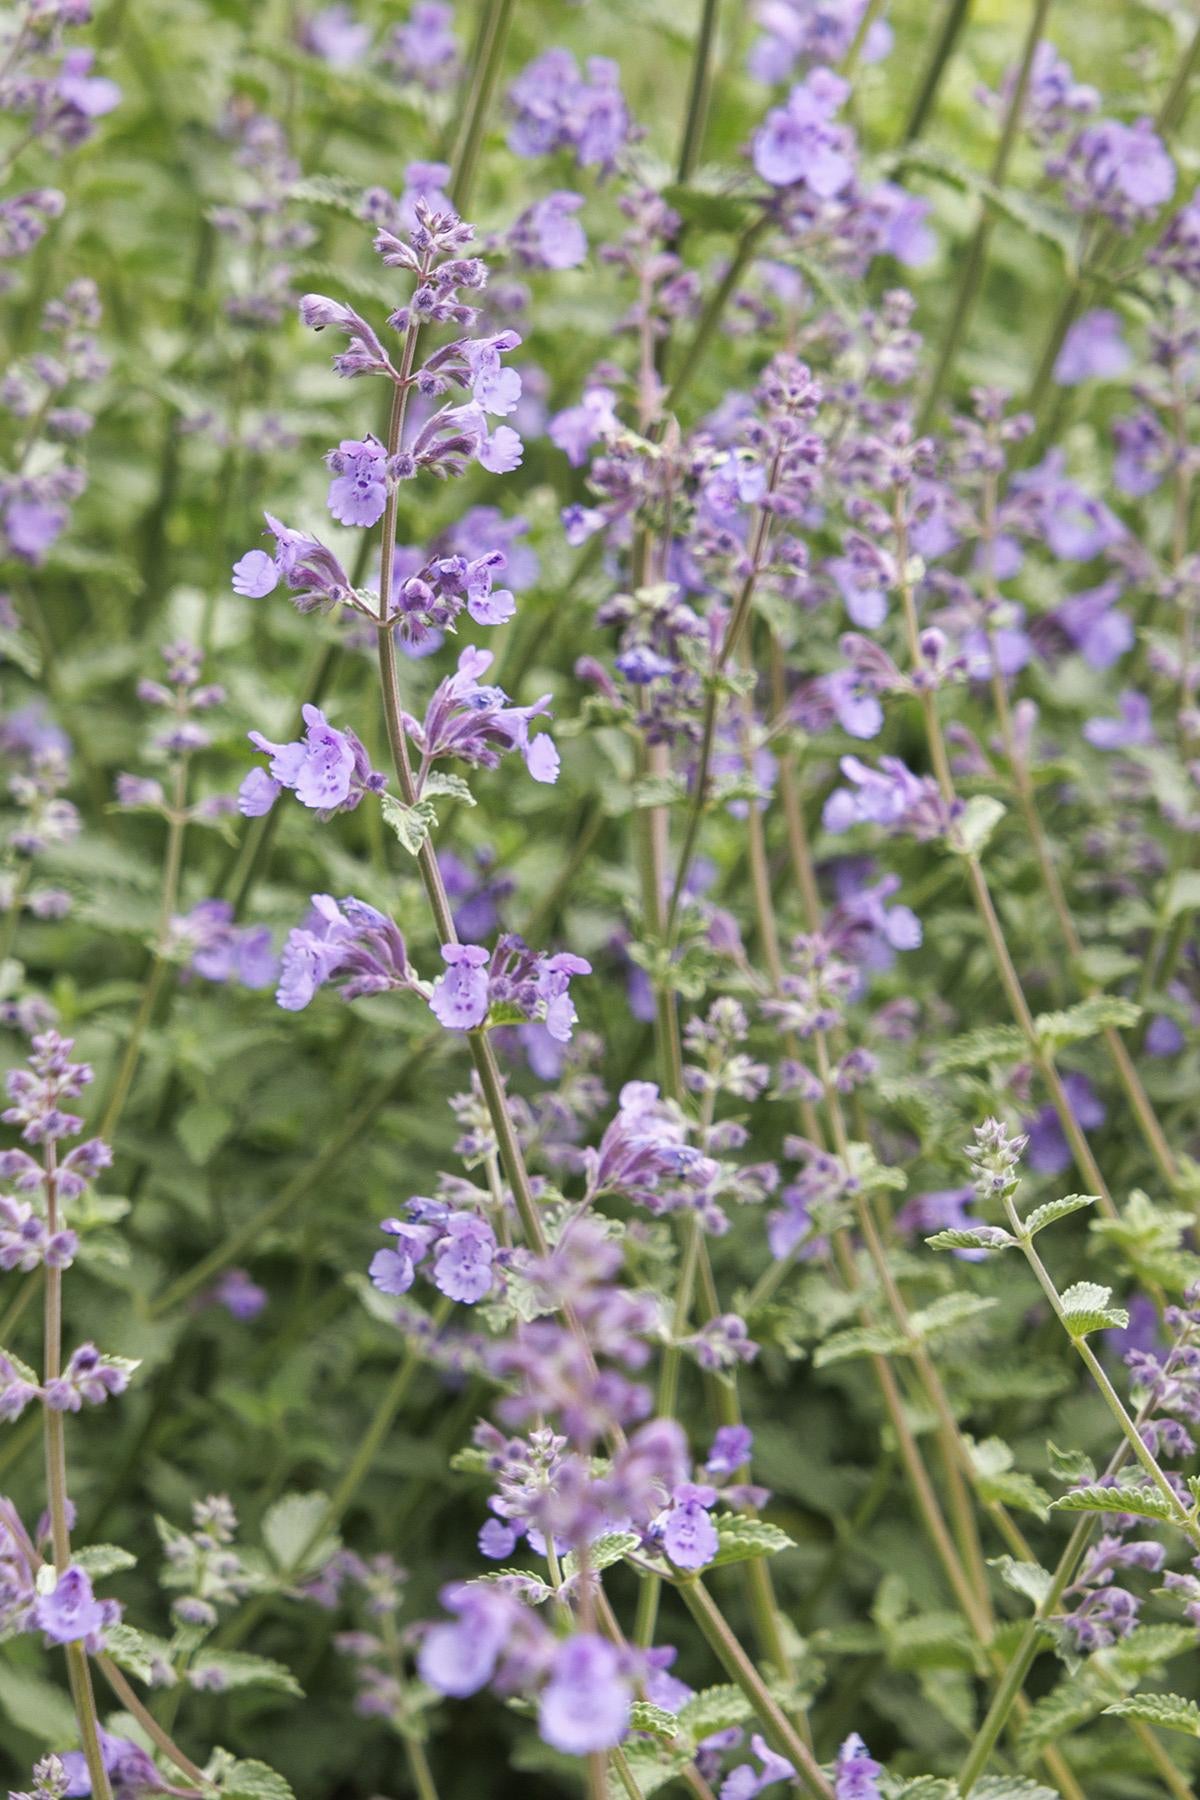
813,1322,907,1366
973,1779,1060,1800
421,770,476,806
1112,1625,1200,1677
0,1663,79,1744
1034,995,1141,1052
709,1515,795,1568
562,1532,640,1579
1022,1194,1097,1237
0,1345,39,1387
176,1101,235,1167
217,1757,298,1800
1164,869,1200,922
991,1555,1052,1610
190,1650,302,1697
954,794,1007,856
1017,1669,1108,1765
1050,1482,1174,1523
381,793,437,854
1059,1280,1129,1336
103,1623,173,1685
1047,1441,1096,1485
926,1226,1017,1252
674,1684,754,1742
74,1544,137,1579
1103,1694,1200,1736
261,1491,336,1576
628,1699,679,1741
929,1022,1025,1074
908,1293,998,1340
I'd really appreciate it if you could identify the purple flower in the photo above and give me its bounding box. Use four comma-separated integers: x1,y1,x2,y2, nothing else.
1083,689,1154,751
835,1733,883,1799
752,68,854,194
1025,1072,1106,1175
430,943,491,1030
301,4,371,68
369,1218,433,1296
549,386,619,467
721,1734,796,1799
383,4,459,89
1054,309,1131,385
210,1268,268,1321
247,703,385,816
661,1482,720,1570
34,1566,114,1647
402,644,559,784
510,192,587,270
432,1213,496,1303
325,435,389,526
1056,117,1175,226
895,1187,990,1261
59,1728,160,1800
706,1425,752,1476
277,894,411,1011
825,669,883,740
507,50,631,171
538,1633,631,1755
419,1581,546,1697
231,549,278,598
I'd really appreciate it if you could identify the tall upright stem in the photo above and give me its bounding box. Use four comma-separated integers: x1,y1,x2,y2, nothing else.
448,0,516,213
676,0,720,184
42,1141,113,1800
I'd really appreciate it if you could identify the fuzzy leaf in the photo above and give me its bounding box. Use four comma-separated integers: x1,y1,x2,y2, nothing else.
1103,1694,1200,1736
562,1532,640,1579
813,1322,907,1366
908,1293,998,1340
709,1515,794,1567
261,1491,336,1575
217,1758,297,1800
0,1665,79,1744
628,1700,679,1741
954,794,1007,856
381,793,438,854
1034,995,1141,1052
1059,1281,1129,1337
422,770,476,805
1050,1482,1175,1522
190,1650,303,1696
674,1685,754,1742
1022,1194,1097,1237
74,1543,137,1579
926,1226,1017,1252
992,1556,1052,1610
103,1623,173,1685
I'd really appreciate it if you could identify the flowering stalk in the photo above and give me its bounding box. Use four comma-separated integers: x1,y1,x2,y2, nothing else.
447,0,515,213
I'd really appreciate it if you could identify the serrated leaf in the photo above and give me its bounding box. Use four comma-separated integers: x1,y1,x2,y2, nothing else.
1103,1694,1200,1736
1047,1441,1096,1485
908,1293,998,1340
628,1699,679,1741
74,1543,137,1579
1022,1194,1097,1237
422,770,475,805
926,1226,1017,1252
562,1532,640,1579
1059,1281,1129,1337
190,1650,302,1697
176,1101,235,1167
217,1758,297,1800
1034,995,1141,1052
973,1779,1060,1800
929,1022,1025,1074
1051,1482,1174,1522
1112,1625,1200,1676
954,794,1007,856
381,793,437,854
103,1623,173,1685
660,181,752,234
1017,1669,1108,1765
0,1344,39,1387
1164,869,1200,922
709,1515,794,1568
674,1684,754,1742
813,1322,907,1367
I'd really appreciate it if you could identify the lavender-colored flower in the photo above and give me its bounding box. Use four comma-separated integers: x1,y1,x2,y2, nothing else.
300,4,370,67
835,1733,883,1798
721,1734,796,1799
1025,1072,1106,1175
1083,689,1154,751
429,943,490,1030
34,1565,116,1647
277,895,412,1012
382,2,459,88
706,1426,753,1476
510,192,587,271
507,50,631,170
661,1482,720,1570
752,68,853,194
1053,308,1131,385
210,1268,268,1321
403,645,559,784
246,703,385,817
369,1217,434,1297
538,1633,631,1755
1054,117,1175,228
432,1212,496,1303
325,434,389,526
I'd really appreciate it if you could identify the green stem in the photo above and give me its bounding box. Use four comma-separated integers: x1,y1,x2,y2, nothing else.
447,0,516,212
42,1140,112,1800
676,0,720,183
675,1579,834,1799
901,0,972,142
664,213,770,415
917,0,1054,429
95,1655,209,1789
